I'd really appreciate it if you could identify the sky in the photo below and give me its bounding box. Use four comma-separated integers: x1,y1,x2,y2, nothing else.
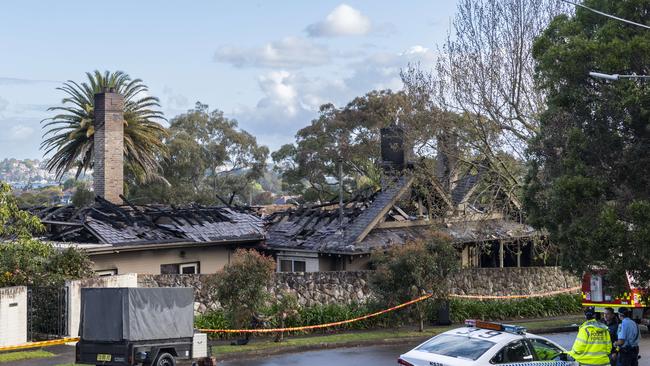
0,0,459,160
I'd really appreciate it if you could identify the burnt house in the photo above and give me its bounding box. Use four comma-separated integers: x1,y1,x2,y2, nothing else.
265,124,541,272
35,89,265,275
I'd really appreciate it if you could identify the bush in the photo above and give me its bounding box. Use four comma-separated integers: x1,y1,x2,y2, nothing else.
370,232,459,331
211,249,275,329
443,294,582,323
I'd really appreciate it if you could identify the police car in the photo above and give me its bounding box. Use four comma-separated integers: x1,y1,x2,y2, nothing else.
398,320,577,366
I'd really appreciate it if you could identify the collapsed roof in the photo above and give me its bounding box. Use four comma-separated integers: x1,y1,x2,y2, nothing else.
32,197,265,247
265,171,539,255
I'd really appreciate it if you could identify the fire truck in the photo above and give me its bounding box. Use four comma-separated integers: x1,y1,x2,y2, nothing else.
581,270,649,322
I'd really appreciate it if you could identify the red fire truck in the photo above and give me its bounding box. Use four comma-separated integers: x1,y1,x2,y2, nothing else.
581,270,649,322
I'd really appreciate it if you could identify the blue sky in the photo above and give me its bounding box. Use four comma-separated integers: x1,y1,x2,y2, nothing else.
0,0,459,159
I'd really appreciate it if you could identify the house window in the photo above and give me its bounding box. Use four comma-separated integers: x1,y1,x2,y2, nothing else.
161,262,200,274
179,262,199,274
280,260,292,272
279,259,306,272
95,269,117,277
293,261,306,272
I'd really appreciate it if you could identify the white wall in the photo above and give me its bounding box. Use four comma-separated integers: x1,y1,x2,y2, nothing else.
66,274,138,338
0,286,27,347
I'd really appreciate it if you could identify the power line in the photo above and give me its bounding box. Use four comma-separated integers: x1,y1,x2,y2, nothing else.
559,0,650,30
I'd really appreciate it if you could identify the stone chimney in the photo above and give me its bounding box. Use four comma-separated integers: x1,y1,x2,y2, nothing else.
93,87,124,204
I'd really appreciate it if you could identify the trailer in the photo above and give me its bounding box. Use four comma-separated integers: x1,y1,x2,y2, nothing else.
75,288,209,366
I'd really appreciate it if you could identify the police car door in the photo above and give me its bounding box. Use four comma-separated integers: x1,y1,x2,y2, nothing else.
490,339,534,364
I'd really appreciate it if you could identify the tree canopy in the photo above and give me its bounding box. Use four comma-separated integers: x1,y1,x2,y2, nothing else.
525,0,650,288
0,182,93,287
130,103,269,205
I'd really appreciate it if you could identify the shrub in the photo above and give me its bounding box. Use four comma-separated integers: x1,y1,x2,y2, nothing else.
211,249,275,329
370,232,459,331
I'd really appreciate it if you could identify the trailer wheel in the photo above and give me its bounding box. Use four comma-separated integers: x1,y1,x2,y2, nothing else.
154,352,176,366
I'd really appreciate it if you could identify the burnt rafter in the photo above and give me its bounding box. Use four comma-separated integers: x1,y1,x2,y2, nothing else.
32,198,265,246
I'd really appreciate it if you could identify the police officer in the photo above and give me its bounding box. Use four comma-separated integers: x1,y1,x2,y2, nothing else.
568,306,612,366
602,307,619,366
615,307,640,366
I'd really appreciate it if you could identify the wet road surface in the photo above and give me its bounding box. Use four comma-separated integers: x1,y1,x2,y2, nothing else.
10,332,650,366
220,333,650,366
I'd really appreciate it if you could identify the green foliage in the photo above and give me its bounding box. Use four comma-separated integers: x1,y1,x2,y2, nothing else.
212,249,275,329
130,102,269,205
41,70,168,184
272,90,409,202
0,350,55,363
195,294,581,338
446,294,582,323
71,182,94,207
370,232,459,331
526,0,650,288
0,182,44,239
15,186,64,207
0,181,93,287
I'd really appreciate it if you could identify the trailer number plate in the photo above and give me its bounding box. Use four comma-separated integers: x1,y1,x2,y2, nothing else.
96,354,112,362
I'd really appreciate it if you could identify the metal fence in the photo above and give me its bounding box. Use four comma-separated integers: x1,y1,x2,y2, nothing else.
27,286,68,341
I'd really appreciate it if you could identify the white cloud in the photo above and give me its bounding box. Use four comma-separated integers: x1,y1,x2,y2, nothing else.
230,45,438,151
0,97,8,113
344,45,437,93
215,37,330,69
10,125,35,140
162,86,189,109
257,71,299,117
306,4,371,37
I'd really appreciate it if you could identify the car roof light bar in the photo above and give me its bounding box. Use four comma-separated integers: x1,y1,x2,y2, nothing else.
465,319,527,334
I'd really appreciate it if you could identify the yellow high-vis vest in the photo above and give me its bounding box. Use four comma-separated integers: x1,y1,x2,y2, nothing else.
568,319,612,366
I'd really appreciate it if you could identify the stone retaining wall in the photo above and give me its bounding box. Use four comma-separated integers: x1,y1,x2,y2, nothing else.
137,266,580,313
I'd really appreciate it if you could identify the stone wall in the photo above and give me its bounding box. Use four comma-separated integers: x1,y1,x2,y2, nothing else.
137,266,580,313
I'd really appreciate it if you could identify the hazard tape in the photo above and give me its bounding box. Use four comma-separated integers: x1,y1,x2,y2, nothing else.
448,286,582,300
0,337,80,352
0,286,583,347
199,286,582,333
199,293,434,334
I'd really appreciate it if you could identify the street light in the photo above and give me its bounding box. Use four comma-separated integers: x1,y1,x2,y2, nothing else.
589,72,650,81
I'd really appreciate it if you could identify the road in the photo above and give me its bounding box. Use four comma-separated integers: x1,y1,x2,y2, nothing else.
221,333,650,366
12,332,650,366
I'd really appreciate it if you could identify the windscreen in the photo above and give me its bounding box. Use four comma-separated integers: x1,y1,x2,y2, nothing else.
417,334,495,361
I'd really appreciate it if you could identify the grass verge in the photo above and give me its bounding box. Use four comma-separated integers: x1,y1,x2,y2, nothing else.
212,315,584,358
0,350,55,363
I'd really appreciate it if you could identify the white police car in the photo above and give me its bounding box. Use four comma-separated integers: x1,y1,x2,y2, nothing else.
398,320,577,366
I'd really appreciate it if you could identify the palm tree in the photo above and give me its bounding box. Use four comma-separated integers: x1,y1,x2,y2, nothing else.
41,70,168,183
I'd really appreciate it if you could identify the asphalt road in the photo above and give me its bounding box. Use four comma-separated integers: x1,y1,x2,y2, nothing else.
220,333,650,366
10,332,650,366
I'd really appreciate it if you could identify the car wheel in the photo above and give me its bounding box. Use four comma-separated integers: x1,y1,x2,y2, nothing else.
154,352,176,366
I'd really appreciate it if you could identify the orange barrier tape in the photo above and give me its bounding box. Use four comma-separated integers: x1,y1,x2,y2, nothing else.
0,337,80,352
1,286,583,347
199,286,582,334
448,286,582,300
199,293,434,334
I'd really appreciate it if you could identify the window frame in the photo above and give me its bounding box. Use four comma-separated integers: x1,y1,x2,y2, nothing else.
490,339,534,364
160,261,200,274
95,269,118,277
179,262,200,274
526,338,564,362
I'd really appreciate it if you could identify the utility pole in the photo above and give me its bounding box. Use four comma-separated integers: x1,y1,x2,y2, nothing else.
338,157,344,228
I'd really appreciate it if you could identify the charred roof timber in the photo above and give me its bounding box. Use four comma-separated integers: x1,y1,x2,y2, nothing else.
32,197,265,246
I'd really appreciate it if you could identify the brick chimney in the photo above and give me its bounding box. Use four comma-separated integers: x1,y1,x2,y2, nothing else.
93,88,124,204
380,124,408,174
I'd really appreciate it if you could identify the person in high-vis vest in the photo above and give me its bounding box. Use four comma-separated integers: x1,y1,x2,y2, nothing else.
568,307,612,366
